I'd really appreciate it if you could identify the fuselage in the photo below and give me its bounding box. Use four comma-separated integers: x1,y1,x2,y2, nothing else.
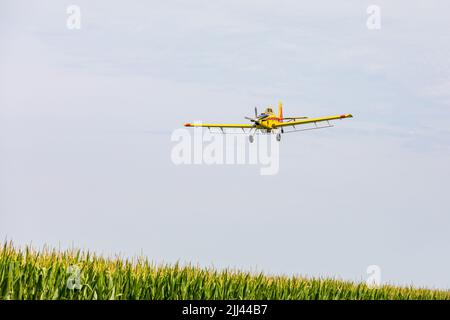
254,111,282,131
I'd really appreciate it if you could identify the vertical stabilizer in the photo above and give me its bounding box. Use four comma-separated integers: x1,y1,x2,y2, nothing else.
278,101,283,122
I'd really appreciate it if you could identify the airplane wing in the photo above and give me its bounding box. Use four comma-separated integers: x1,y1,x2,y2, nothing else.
184,123,254,128
281,117,308,120
274,114,353,128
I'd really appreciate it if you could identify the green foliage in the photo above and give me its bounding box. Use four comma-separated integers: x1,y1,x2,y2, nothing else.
0,242,448,300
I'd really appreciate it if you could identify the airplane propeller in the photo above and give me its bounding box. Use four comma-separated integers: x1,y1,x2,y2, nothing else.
245,106,271,126
245,116,260,125
245,107,261,125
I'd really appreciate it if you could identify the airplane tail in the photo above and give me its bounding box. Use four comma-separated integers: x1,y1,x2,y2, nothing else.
278,101,283,122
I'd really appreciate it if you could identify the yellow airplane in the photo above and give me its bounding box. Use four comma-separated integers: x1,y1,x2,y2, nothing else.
184,102,353,143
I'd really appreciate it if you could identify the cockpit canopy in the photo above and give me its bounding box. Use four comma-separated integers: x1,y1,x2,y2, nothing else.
257,107,274,118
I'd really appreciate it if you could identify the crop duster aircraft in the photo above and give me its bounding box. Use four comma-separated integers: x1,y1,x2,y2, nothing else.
184,102,353,142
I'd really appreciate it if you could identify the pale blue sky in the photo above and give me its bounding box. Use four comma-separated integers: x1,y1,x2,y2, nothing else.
1,0,450,289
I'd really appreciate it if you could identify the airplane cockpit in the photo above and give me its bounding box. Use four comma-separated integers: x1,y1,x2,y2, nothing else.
257,107,273,118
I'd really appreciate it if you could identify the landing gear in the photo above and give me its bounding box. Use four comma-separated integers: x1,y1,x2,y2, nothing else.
276,133,281,142
249,135,254,143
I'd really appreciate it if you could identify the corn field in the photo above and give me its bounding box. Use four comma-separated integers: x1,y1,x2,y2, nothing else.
0,242,448,300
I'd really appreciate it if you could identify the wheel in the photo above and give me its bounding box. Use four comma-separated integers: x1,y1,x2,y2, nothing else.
276,133,281,142
249,135,254,143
